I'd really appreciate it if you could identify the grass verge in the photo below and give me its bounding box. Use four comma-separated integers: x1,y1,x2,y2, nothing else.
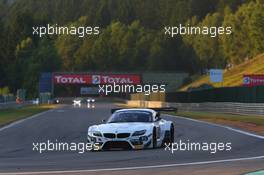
173,111,264,135
0,105,57,127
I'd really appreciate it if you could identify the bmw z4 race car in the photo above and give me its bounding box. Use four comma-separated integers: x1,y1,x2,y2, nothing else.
87,108,176,150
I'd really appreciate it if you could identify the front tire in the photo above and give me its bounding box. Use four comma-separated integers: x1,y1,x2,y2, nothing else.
162,124,174,146
170,124,174,143
152,128,157,148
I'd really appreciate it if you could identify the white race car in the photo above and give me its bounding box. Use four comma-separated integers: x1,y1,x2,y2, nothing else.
87,108,176,150
87,98,95,103
73,98,83,106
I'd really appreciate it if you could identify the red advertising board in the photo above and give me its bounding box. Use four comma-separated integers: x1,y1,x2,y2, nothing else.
53,74,92,84
91,74,141,84
243,74,264,86
53,74,141,85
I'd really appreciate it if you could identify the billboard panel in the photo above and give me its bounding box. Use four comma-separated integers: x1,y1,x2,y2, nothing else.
53,74,91,84
209,69,223,83
243,74,264,86
53,73,141,85
39,73,52,93
91,74,141,84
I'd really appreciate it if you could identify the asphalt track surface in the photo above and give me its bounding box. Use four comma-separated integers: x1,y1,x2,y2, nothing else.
0,102,264,174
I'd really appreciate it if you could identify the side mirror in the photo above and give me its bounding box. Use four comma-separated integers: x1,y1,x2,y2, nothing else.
155,112,161,121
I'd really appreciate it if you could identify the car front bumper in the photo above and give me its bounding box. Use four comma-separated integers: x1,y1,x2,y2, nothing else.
87,134,152,150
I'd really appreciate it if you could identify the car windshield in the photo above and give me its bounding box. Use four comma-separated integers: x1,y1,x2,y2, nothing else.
107,111,152,123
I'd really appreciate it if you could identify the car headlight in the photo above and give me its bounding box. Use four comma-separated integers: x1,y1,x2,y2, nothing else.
92,131,102,137
88,130,102,137
132,130,146,136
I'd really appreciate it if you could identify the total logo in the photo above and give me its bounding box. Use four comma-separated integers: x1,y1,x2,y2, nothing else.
54,75,87,84
92,75,134,84
92,75,101,84
243,77,250,85
53,74,140,85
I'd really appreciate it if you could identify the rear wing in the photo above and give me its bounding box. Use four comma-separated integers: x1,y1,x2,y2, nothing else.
111,107,177,114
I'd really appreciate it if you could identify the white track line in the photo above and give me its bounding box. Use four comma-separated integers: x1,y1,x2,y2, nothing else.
167,114,264,139
0,155,264,175
0,109,54,132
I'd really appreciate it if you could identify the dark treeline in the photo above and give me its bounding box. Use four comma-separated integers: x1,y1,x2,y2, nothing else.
0,0,263,97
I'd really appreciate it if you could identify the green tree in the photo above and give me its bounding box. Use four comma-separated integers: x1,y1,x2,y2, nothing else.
23,38,61,97
0,19,6,87
55,16,89,71
89,21,152,71
184,13,225,69
249,1,264,56
222,1,264,63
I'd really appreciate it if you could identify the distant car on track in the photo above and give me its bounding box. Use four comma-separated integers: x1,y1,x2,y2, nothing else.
73,98,83,106
53,98,60,104
87,108,176,151
87,98,95,103
73,97,95,105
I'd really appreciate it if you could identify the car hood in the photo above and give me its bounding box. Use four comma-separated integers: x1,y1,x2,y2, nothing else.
93,122,153,133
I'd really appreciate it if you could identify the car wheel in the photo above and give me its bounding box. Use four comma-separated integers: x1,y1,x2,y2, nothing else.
162,124,174,146
152,128,157,148
170,124,174,143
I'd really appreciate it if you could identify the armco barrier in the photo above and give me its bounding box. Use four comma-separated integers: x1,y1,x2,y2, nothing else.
165,86,264,103
126,100,264,116
130,86,264,103
0,101,34,109
169,102,264,116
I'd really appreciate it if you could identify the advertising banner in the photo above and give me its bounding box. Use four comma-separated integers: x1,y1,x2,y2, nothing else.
39,73,52,93
209,69,223,83
91,74,141,84
243,74,264,86
53,74,141,85
53,74,91,84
